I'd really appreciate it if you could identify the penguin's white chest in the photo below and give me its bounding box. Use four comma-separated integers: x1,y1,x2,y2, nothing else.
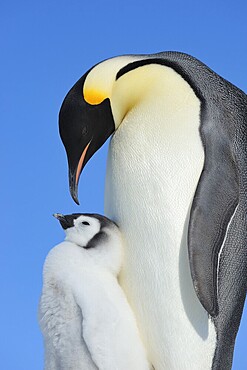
105,80,216,369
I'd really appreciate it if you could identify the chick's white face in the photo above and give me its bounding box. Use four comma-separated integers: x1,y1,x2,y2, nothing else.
65,215,101,248
56,213,123,274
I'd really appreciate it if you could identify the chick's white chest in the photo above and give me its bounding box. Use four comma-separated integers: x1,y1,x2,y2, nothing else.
39,246,98,370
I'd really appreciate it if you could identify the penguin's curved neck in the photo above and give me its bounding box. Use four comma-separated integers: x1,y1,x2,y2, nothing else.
110,63,200,130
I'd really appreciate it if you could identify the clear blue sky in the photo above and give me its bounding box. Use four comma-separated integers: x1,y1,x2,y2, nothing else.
1,1,246,369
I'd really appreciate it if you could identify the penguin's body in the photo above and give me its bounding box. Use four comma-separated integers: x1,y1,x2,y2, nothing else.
59,52,247,369
39,213,150,370
105,63,216,369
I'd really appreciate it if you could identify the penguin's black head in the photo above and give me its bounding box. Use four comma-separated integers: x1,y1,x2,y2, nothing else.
59,72,115,205
59,55,161,205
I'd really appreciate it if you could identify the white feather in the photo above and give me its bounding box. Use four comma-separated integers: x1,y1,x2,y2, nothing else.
97,59,218,369
39,215,150,370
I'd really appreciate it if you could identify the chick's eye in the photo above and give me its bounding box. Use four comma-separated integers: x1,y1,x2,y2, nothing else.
82,221,90,226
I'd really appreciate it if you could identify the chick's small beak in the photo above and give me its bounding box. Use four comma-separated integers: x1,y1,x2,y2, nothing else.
53,213,74,229
53,213,64,220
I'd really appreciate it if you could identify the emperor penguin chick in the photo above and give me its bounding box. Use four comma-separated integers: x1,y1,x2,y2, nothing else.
39,213,150,370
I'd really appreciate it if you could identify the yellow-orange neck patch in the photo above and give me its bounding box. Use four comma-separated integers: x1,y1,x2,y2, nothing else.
83,89,108,105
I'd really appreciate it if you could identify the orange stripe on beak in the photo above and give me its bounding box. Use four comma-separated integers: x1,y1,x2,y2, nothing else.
75,141,91,185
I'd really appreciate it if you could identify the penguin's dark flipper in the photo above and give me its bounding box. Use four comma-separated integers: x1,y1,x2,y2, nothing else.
188,135,238,317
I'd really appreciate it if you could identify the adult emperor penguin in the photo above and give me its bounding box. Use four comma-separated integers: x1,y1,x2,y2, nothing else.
58,52,247,370
39,213,150,370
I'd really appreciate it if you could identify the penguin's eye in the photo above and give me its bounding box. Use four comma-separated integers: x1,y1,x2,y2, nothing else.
82,221,90,226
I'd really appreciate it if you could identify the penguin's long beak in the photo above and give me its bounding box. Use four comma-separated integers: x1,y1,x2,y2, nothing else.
59,73,115,204
68,140,91,205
